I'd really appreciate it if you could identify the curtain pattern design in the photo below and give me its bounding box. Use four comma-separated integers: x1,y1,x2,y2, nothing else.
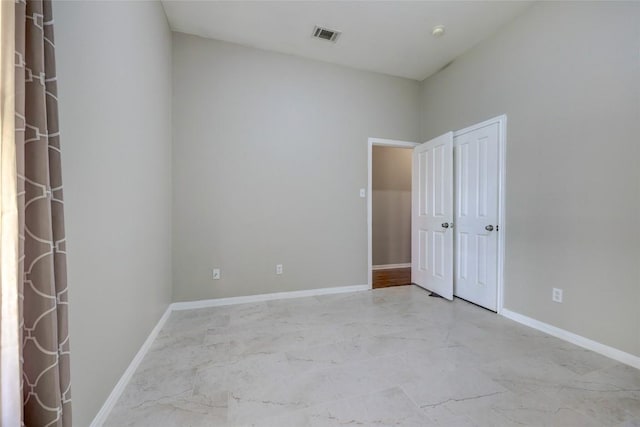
1,0,21,424
15,0,71,425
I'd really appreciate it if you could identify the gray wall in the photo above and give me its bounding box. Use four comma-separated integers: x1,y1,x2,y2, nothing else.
419,2,640,357
54,2,173,425
372,146,412,265
172,33,420,302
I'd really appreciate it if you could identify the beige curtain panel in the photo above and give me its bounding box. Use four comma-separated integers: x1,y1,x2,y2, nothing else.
2,0,71,425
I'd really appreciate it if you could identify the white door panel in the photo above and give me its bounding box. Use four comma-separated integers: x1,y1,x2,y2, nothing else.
454,123,499,311
412,132,454,300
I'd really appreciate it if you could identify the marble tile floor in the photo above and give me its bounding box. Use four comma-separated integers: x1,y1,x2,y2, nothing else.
105,286,640,426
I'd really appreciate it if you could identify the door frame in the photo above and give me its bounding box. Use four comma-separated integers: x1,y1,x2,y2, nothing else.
452,114,507,314
367,138,420,290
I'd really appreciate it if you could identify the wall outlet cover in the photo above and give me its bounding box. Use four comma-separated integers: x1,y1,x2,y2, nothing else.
552,288,563,303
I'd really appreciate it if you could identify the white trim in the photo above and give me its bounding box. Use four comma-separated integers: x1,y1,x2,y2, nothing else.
172,284,369,311
502,308,640,370
452,114,507,314
497,116,507,314
367,137,419,290
89,305,173,427
372,263,411,271
453,114,506,138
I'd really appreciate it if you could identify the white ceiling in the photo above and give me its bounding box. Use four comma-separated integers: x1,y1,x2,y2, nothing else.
161,1,532,81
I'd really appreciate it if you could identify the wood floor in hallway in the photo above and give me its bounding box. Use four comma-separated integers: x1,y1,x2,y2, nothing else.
372,267,411,289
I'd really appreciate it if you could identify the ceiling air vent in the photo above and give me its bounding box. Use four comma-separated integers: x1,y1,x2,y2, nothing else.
312,25,341,43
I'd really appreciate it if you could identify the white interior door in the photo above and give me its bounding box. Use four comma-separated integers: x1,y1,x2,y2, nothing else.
411,132,454,300
454,123,499,310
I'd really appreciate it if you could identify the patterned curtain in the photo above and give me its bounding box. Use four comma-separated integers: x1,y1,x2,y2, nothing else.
1,0,21,424
14,0,71,425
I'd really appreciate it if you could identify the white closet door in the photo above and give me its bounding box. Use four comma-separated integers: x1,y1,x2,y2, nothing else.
411,132,454,300
454,123,499,311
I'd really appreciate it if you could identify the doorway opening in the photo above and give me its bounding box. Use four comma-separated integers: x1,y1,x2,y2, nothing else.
371,145,413,288
367,138,420,289
367,115,506,312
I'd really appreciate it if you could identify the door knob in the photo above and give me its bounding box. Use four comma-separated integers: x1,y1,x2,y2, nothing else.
485,225,494,232
441,223,450,229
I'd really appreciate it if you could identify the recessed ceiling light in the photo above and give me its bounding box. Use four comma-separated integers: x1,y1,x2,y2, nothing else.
432,25,446,38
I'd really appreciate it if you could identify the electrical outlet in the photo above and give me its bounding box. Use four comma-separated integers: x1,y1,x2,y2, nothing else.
276,264,283,275
552,288,563,303
212,268,221,280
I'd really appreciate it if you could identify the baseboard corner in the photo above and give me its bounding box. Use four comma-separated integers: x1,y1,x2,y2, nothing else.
89,304,173,427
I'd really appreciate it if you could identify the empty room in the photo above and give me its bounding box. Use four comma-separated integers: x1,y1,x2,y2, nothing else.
1,0,639,426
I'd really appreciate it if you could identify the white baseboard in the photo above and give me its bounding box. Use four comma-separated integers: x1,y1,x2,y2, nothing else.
501,308,640,370
171,284,369,311
89,306,172,427
90,284,369,425
372,263,411,271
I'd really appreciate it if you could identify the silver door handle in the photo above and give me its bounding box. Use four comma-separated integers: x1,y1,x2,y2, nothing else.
485,225,494,232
